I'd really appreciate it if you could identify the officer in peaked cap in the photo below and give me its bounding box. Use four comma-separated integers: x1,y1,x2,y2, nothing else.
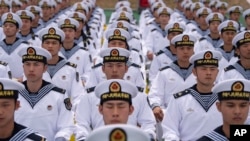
162,49,223,140
198,79,250,140
85,124,151,141
0,78,47,140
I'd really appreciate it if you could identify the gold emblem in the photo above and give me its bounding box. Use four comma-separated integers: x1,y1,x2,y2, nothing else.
244,32,250,39
202,9,208,15
48,28,56,35
232,81,244,92
221,3,226,9
173,23,179,29
227,21,234,27
117,22,123,28
182,35,189,42
64,19,71,25
110,128,126,141
156,3,162,9
234,7,240,13
119,12,126,18
27,47,36,56
195,3,200,9
111,49,119,57
73,13,79,18
21,11,27,16
47,105,52,111
42,1,48,7
7,13,13,19
114,29,121,36
204,51,212,59
212,13,219,20
77,3,83,10
110,82,121,93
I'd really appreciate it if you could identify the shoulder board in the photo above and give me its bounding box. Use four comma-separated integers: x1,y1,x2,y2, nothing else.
66,62,77,68
156,50,164,56
27,133,46,141
52,87,66,94
137,87,144,92
199,37,206,41
173,89,190,99
80,47,89,51
0,61,8,66
159,66,170,71
224,65,235,72
130,63,141,68
22,41,29,44
151,28,157,32
92,63,103,69
191,29,197,32
132,36,139,40
86,86,95,93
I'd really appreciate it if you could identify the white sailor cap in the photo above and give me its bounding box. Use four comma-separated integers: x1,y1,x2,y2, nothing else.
68,12,87,23
39,0,53,8
199,0,211,4
157,6,173,16
171,34,197,47
72,2,89,14
86,124,150,141
16,10,35,20
26,5,42,15
215,2,228,9
218,20,239,33
183,2,192,10
99,47,130,63
227,6,243,14
116,6,133,14
38,27,65,42
181,0,192,9
151,2,165,12
115,11,133,23
109,21,132,33
0,0,10,8
232,30,250,47
1,12,22,28
95,79,137,105
0,78,24,99
105,28,131,43
148,0,163,6
165,22,186,35
18,46,52,64
206,12,224,24
209,0,219,8
11,0,22,7
58,17,79,30
191,2,204,12
189,50,222,67
212,79,250,101
243,9,250,19
115,1,130,10
196,7,212,17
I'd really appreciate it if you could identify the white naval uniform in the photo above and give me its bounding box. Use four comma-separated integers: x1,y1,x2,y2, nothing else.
162,87,222,141
0,38,28,79
0,60,11,79
75,89,156,140
59,44,92,83
42,58,85,109
85,57,145,94
6,123,46,141
17,32,42,47
148,46,176,82
15,81,75,141
148,62,196,109
216,47,239,70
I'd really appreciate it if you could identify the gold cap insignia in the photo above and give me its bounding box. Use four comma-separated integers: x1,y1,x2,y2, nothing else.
7,13,13,20
244,32,250,39
48,28,56,35
204,51,213,59
110,128,126,141
77,3,83,10
114,29,121,36
110,82,121,93
117,22,123,28
27,47,36,56
182,35,189,42
64,19,71,25
111,49,119,57
173,23,180,29
232,81,244,92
